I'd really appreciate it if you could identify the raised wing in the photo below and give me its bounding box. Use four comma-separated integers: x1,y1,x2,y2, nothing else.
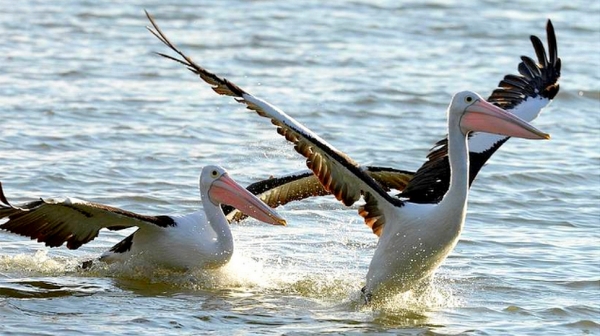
146,11,404,235
400,20,560,204
223,166,413,222
0,182,174,249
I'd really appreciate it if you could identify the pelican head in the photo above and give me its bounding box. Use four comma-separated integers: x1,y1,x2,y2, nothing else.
201,165,286,226
449,90,550,140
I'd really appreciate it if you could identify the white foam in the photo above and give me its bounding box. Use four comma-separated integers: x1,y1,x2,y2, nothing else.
0,248,460,311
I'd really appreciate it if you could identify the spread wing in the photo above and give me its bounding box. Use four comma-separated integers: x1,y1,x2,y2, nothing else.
0,182,174,249
223,166,413,222
146,11,404,236
400,20,560,204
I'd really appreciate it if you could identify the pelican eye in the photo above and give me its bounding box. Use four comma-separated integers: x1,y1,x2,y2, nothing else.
465,96,474,103
211,170,218,177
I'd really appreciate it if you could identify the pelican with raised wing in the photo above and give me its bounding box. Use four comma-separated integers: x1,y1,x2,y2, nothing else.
146,13,551,301
218,20,559,218
0,165,286,270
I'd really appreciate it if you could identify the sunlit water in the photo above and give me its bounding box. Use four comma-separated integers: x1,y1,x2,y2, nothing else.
1,1,598,335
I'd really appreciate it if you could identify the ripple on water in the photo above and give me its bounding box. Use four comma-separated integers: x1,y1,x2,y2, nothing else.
0,278,106,299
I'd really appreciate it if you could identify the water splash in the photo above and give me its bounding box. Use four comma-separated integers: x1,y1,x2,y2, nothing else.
0,250,75,277
1,249,459,313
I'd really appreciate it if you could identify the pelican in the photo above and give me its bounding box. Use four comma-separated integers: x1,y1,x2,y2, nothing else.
218,20,559,220
0,165,286,270
145,13,551,300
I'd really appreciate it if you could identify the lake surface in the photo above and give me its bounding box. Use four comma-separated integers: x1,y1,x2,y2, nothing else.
1,1,598,335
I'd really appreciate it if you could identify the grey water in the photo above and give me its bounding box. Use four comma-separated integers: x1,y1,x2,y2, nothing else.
0,0,598,335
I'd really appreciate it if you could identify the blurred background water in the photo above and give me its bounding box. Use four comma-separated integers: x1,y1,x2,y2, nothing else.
0,0,598,335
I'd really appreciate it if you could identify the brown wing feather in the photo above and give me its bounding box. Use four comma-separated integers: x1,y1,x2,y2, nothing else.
0,183,173,249
145,12,405,236
366,166,413,192
358,192,385,236
146,11,365,206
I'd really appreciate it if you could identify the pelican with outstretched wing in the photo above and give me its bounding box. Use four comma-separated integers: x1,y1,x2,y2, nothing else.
0,166,285,270
217,20,559,218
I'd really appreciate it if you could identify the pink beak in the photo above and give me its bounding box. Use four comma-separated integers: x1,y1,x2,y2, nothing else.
209,173,286,226
461,100,550,140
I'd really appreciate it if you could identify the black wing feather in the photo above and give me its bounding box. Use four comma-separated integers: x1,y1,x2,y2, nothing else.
400,20,560,204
